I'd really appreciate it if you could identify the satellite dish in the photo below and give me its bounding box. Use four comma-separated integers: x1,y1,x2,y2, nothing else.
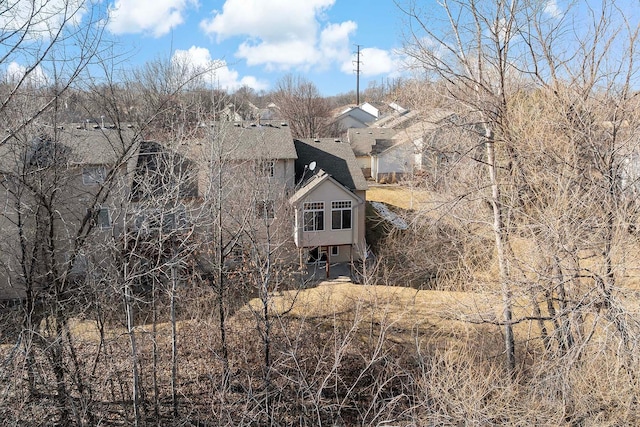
309,161,316,171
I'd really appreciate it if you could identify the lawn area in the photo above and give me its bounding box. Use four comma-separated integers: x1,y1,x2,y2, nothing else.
244,282,539,352
366,184,432,210
245,278,640,352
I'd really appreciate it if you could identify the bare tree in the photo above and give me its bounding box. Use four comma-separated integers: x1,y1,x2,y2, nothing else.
0,0,108,145
399,0,640,376
400,0,524,371
272,74,334,138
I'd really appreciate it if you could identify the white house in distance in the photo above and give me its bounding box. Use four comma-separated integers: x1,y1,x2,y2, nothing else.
346,127,415,183
290,138,369,268
334,102,380,131
346,108,459,183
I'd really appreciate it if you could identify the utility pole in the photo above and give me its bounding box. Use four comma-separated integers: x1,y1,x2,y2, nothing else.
353,44,362,105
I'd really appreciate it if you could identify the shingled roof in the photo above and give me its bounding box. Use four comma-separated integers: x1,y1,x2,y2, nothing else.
294,138,368,192
0,127,139,171
189,122,297,161
346,128,397,156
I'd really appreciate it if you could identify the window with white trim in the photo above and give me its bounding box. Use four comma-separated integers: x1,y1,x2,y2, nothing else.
90,207,111,229
82,165,106,185
303,201,324,231
331,200,352,230
331,246,339,256
256,200,275,219
260,159,276,178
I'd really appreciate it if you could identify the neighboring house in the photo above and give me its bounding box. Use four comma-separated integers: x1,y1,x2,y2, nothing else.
346,109,460,183
371,108,419,130
370,138,415,183
407,111,485,190
257,102,281,121
190,121,297,189
0,127,139,299
218,104,244,122
290,138,369,266
334,104,378,131
0,120,367,299
347,127,413,182
217,103,263,121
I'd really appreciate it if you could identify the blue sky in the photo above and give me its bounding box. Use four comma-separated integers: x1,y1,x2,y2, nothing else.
5,0,589,98
105,0,406,96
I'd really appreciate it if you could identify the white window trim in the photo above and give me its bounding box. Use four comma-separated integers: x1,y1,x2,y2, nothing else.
330,246,339,257
82,165,106,185
268,160,275,177
303,201,324,232
90,207,112,230
331,200,352,230
260,159,276,178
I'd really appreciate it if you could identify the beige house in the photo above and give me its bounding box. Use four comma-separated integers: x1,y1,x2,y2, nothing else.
346,109,459,183
290,138,368,266
0,127,140,299
0,121,369,299
190,122,297,190
347,127,414,183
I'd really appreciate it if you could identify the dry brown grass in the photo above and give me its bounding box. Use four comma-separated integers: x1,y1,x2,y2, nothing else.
366,184,433,210
244,282,526,351
3,281,639,426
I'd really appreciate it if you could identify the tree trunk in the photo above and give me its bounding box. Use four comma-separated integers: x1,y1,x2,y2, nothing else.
124,275,141,426
171,262,179,420
486,129,515,373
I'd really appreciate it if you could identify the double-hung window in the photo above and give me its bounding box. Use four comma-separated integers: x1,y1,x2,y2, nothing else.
98,208,111,229
134,208,187,232
303,202,324,231
331,201,352,230
256,200,275,219
82,165,106,185
260,159,276,178
89,207,111,229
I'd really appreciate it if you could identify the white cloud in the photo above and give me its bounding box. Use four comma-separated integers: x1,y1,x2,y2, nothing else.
201,0,334,42
237,39,319,70
341,47,398,77
5,62,49,87
171,46,268,91
107,0,197,37
544,0,563,19
0,0,87,40
200,0,358,71
319,21,357,70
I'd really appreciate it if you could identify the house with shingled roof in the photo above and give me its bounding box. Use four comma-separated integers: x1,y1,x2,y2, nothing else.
346,109,460,183
0,126,142,300
290,138,368,267
0,121,367,299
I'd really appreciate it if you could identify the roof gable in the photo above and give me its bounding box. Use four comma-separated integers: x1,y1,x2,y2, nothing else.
335,106,377,123
289,169,363,205
347,128,397,156
360,102,379,118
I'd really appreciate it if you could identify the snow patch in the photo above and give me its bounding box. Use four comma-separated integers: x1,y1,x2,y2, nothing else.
370,201,408,230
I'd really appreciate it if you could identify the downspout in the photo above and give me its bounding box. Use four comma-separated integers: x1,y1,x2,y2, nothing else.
351,202,356,260
295,204,303,269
